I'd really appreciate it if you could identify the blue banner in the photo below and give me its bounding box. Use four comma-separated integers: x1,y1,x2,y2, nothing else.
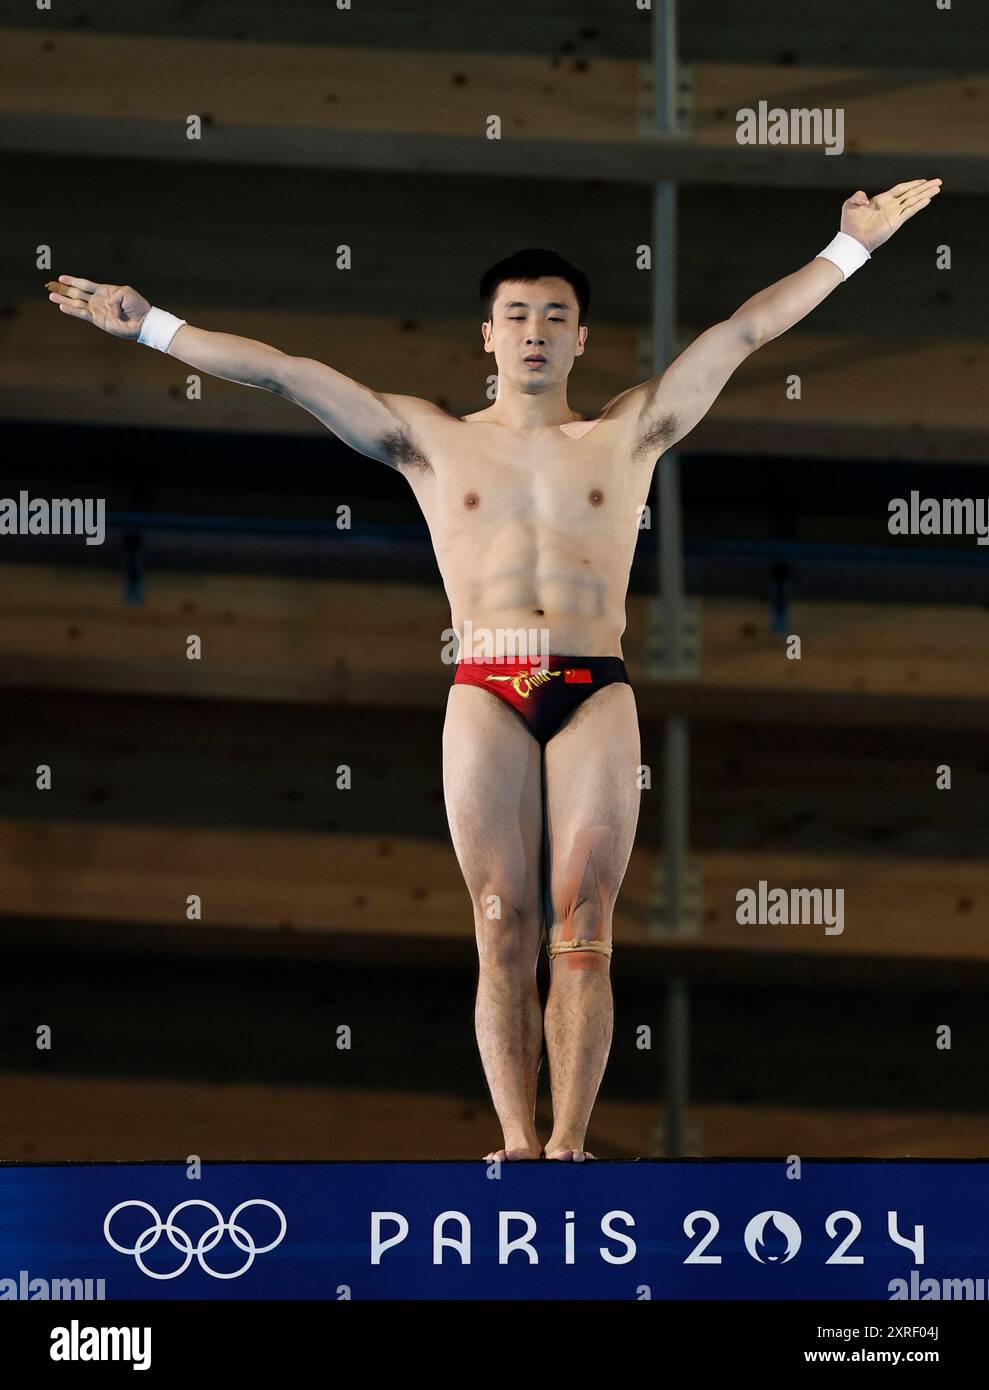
1,1160,986,1301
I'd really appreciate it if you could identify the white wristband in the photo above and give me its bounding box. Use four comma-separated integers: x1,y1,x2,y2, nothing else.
137,306,187,352
816,231,871,281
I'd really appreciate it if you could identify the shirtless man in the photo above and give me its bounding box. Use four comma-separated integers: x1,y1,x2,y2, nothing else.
47,177,940,1161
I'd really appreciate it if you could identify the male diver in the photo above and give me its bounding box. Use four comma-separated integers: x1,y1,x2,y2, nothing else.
47,177,941,1159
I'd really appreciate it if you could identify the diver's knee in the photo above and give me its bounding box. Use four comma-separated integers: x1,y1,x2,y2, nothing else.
474,882,536,966
547,898,614,970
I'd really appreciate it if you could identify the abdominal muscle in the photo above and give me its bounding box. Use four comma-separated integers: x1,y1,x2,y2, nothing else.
452,606,625,660
440,544,629,660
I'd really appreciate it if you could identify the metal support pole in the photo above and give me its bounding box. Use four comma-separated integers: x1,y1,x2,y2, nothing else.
653,180,686,674
646,181,699,683
653,0,679,132
664,979,690,1157
662,715,689,936
648,0,695,1159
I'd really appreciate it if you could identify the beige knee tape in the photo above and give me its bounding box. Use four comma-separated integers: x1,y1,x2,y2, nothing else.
546,938,613,959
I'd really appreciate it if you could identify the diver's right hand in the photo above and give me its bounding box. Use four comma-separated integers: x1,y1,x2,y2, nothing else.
47,276,151,339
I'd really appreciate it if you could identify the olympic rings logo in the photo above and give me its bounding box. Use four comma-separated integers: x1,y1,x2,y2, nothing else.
104,1199,286,1280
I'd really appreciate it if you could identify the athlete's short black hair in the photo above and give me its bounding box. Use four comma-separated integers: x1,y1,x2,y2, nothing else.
479,248,591,326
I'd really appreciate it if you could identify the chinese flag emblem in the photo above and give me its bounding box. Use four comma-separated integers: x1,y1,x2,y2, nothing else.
564,668,592,683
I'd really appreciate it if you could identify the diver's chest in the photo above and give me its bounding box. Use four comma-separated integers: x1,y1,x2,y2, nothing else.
445,453,621,523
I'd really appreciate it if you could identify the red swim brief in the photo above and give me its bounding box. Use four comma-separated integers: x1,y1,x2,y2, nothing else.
453,655,631,746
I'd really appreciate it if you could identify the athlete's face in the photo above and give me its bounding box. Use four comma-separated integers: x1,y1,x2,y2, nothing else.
482,277,587,391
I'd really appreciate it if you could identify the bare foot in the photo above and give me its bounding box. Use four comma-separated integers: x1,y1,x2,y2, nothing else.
544,1147,597,1161
483,1143,542,1161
